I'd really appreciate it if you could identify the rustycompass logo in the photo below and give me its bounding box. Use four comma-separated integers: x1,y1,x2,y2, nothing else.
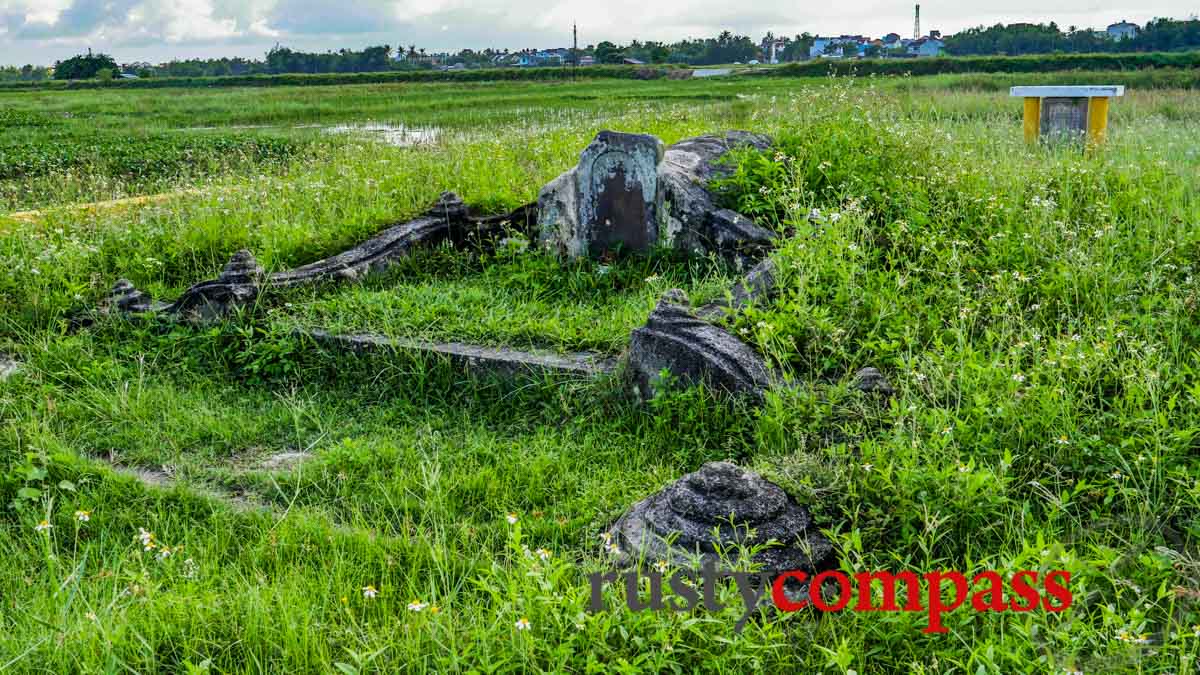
589,561,1072,633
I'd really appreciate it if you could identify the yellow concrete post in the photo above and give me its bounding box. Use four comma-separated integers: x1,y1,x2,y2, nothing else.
1023,97,1041,144
1012,86,1123,148
1087,96,1111,147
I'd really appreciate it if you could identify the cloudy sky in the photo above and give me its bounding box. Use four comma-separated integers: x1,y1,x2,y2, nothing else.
0,0,1193,66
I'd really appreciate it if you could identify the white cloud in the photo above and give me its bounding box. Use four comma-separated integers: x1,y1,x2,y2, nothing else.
0,0,1193,65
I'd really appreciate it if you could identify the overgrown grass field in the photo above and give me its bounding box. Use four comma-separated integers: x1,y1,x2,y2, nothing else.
1,73,1198,672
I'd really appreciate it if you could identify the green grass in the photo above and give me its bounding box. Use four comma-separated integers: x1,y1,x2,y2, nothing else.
4,73,1197,213
280,247,739,353
1,74,1199,672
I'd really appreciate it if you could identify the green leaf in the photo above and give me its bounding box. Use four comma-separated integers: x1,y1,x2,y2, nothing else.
16,487,41,500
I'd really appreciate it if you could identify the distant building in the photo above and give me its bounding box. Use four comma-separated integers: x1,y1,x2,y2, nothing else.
766,40,788,64
622,57,645,65
579,55,595,66
908,37,944,56
1107,21,1139,40
810,35,869,58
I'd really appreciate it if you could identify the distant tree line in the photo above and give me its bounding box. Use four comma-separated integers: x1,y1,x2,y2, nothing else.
5,18,1200,82
946,18,1200,56
0,65,51,82
6,31,767,82
618,31,761,64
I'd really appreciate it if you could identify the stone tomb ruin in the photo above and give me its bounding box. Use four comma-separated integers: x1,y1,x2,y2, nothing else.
101,129,784,399
97,130,880,593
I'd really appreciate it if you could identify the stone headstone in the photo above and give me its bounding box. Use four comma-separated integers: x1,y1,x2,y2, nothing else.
538,131,665,258
628,289,772,400
608,461,836,574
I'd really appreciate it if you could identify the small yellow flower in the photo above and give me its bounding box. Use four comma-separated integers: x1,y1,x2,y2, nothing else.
74,510,91,522
654,560,669,574
362,585,379,599
515,617,531,631
34,520,52,533
506,513,518,525
430,605,441,614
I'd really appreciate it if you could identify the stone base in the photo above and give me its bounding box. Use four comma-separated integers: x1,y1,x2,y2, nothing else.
608,461,836,574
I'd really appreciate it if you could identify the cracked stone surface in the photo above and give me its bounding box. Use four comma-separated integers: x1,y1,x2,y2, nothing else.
608,461,836,574
659,131,776,264
537,131,665,259
628,289,772,400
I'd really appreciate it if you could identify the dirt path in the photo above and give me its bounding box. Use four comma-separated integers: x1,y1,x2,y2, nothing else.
3,189,204,224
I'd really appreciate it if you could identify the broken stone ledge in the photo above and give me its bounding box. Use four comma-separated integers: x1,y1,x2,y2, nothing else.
302,329,618,380
101,192,534,322
628,289,774,401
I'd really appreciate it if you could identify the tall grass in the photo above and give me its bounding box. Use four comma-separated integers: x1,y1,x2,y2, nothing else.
0,75,1198,672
